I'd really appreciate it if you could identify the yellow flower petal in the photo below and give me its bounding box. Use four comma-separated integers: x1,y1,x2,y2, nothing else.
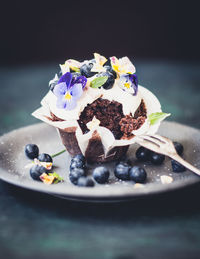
94,53,107,66
110,56,136,75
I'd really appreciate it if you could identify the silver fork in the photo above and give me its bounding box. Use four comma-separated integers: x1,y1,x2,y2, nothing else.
135,134,200,176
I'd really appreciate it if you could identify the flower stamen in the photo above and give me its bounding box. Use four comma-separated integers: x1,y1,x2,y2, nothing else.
65,92,72,100
124,82,130,89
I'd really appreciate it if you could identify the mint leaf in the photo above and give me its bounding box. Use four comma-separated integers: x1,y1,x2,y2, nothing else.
48,172,63,183
148,112,171,125
90,76,108,88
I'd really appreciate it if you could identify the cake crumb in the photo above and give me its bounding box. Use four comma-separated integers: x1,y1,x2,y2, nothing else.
160,175,173,184
86,116,100,130
134,183,145,188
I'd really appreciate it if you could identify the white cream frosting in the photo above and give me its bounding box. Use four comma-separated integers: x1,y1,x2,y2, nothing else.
41,78,142,121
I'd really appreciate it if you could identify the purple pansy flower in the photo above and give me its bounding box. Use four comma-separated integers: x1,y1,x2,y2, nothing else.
119,74,138,96
53,72,87,110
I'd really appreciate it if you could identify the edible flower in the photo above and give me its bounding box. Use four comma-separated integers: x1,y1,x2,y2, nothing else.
53,72,87,110
40,172,64,185
119,74,138,95
40,173,55,185
60,59,82,74
110,56,136,75
91,53,107,73
24,158,53,170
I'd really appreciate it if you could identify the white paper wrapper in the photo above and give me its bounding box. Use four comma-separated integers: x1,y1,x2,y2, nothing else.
32,85,162,162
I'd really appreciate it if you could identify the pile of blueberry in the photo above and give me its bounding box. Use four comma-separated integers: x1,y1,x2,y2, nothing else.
50,59,117,92
25,144,53,180
69,141,185,187
69,154,147,187
135,141,185,172
25,141,185,187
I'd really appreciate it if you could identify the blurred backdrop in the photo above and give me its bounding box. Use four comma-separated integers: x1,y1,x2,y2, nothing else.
1,0,200,65
0,0,200,134
1,2,200,259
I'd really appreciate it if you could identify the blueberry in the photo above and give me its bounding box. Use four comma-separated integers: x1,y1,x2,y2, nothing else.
116,156,131,166
58,70,63,77
149,151,165,165
50,80,59,91
104,65,117,79
77,177,95,187
49,79,59,92
70,160,85,172
80,62,96,78
171,160,186,172
25,144,39,159
69,168,86,185
38,153,53,163
93,166,110,184
136,146,150,162
129,166,147,183
114,162,130,180
89,58,96,63
70,154,86,171
173,142,184,156
96,72,115,90
103,59,111,67
30,165,48,181
71,154,86,163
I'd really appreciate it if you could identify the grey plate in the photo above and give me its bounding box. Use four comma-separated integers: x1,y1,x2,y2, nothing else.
0,121,200,202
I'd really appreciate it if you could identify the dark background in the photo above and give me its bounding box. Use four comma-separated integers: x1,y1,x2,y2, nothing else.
1,0,200,66
1,2,200,259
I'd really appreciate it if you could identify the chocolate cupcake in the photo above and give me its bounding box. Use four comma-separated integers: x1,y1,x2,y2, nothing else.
33,53,170,163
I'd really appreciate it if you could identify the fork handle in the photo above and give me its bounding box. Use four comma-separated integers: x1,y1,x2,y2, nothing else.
171,154,200,176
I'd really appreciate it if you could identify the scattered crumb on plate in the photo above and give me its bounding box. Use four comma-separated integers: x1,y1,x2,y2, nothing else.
160,175,173,184
134,183,145,188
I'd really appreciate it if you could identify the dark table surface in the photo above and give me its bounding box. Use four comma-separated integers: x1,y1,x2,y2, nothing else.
0,61,200,259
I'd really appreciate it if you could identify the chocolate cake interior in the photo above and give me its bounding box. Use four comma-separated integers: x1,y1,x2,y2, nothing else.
49,97,147,139
78,98,147,139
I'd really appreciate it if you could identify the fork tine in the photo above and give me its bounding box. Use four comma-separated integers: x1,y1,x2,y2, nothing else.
151,134,169,143
138,135,161,147
135,137,161,153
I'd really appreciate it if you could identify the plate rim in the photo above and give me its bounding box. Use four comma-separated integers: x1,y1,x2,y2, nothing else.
0,121,200,201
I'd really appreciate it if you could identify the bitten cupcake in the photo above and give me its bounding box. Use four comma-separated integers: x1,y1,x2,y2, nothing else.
33,53,170,163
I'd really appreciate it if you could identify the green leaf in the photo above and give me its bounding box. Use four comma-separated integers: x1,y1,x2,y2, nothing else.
148,112,171,125
48,172,64,183
90,76,108,88
53,179,59,184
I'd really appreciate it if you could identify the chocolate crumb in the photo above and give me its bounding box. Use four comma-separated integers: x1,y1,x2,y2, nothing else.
78,98,147,139
78,98,124,139
119,115,146,138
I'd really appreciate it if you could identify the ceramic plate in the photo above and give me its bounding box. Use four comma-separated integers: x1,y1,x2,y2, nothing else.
0,121,200,202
